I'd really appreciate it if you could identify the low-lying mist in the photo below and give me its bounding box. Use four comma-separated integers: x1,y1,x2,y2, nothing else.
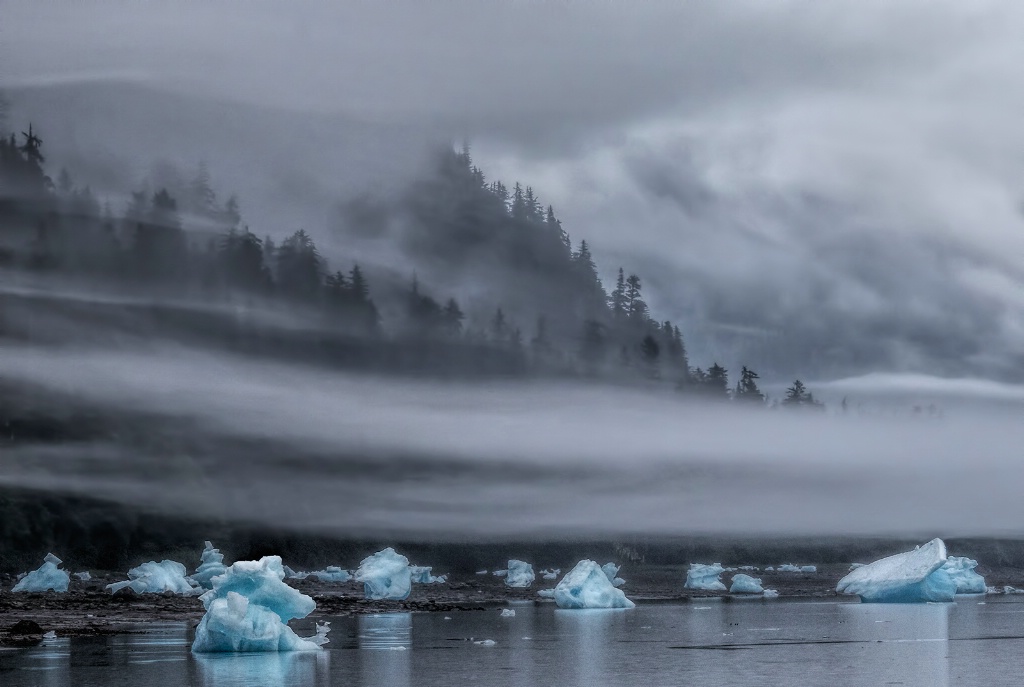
3,338,1022,542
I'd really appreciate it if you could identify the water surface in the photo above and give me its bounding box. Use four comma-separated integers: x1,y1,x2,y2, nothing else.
3,598,1023,686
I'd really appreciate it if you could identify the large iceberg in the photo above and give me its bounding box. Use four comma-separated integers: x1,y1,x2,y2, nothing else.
12,554,70,593
685,563,727,591
941,556,986,594
551,560,635,609
836,538,957,603
729,574,764,594
355,548,411,600
107,560,199,595
190,542,229,590
505,560,535,588
192,555,328,653
310,566,353,583
602,562,626,587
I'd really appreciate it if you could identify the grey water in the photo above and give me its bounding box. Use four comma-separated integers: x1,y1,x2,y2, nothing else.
3,598,1024,686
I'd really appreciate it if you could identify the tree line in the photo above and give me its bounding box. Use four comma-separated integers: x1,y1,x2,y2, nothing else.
0,118,824,407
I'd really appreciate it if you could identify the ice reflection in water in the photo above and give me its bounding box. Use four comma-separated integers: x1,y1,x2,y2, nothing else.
193,650,330,687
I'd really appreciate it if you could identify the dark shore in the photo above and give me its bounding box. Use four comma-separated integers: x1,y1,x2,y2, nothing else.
3,561,1024,643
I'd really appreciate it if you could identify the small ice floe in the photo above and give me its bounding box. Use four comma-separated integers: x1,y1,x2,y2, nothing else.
443,616,452,620
475,570,488,575
474,639,496,646
191,556,327,653
493,570,508,578
107,561,199,595
500,609,516,618
551,560,635,609
12,554,70,593
940,557,986,595
738,566,759,571
1004,586,1024,595
777,564,816,573
505,560,535,588
537,589,555,598
540,568,561,580
309,566,353,583
836,538,956,603
410,566,444,584
73,571,92,582
355,548,412,601
729,574,764,594
765,566,775,572
42,631,57,639
763,589,779,599
190,541,228,590
685,563,726,591
602,563,626,587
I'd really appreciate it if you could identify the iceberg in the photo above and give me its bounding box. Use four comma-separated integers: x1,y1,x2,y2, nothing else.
107,560,199,595
500,608,516,617
836,538,957,603
310,566,353,583
552,560,635,609
941,556,986,594
602,562,626,587
729,574,764,594
192,556,328,653
191,542,229,590
12,554,70,593
283,566,309,580
505,560,535,588
763,589,779,598
74,571,92,582
540,568,561,580
355,548,411,600
685,563,727,591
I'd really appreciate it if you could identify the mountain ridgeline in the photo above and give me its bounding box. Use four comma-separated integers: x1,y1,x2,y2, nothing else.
0,119,819,407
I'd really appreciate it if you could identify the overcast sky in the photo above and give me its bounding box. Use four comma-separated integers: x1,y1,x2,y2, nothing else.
6,0,1024,381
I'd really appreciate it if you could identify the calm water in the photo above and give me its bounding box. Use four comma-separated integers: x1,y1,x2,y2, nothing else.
3,598,1024,686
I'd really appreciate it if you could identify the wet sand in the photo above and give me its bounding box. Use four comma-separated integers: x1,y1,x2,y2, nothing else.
3,562,1022,642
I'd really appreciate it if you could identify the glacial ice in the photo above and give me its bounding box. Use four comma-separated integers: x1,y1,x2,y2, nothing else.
941,557,986,594
12,554,70,593
537,589,555,598
500,608,516,617
191,542,229,590
409,566,447,584
107,560,199,595
729,574,764,594
763,589,779,598
74,571,92,581
493,569,508,577
355,548,412,600
552,560,635,609
283,566,309,580
475,570,488,575
505,560,535,588
191,555,327,653
540,568,561,580
801,565,817,573
310,566,353,583
685,563,727,591
602,563,626,587
836,538,957,603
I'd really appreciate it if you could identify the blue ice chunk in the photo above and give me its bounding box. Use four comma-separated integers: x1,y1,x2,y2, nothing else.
190,541,229,590
505,560,535,588
107,560,199,595
685,563,727,591
602,562,626,587
409,566,446,584
836,538,957,603
552,560,635,609
729,574,764,594
192,555,326,653
941,556,987,594
12,554,70,593
355,548,411,600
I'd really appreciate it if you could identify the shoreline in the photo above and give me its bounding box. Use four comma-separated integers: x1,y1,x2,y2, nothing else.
4,562,1022,641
